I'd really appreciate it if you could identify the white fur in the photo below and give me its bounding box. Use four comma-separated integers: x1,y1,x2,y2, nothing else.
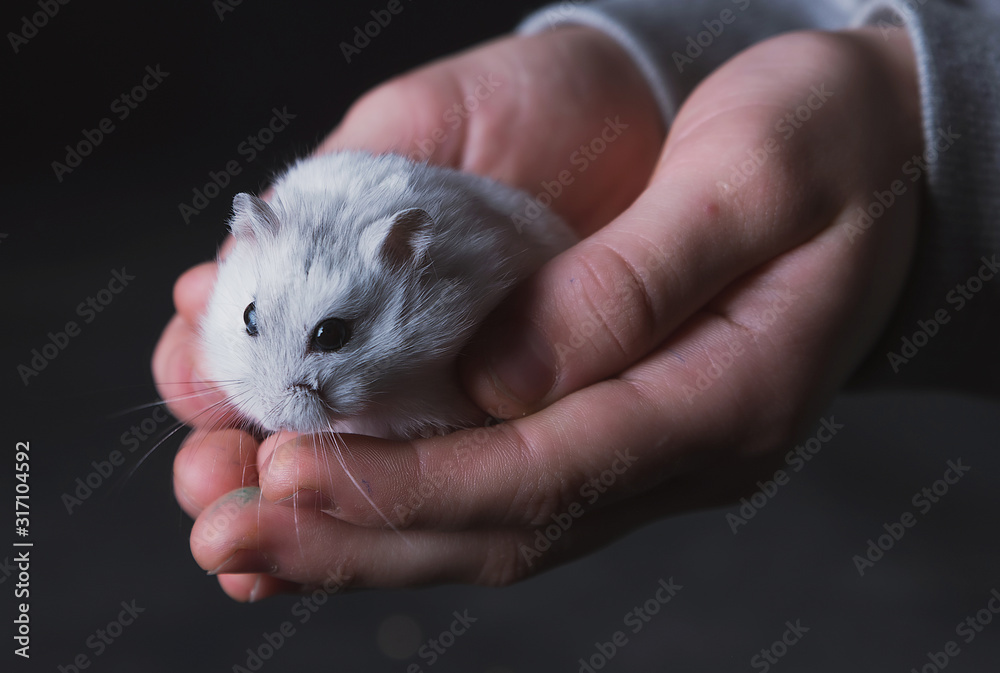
200,151,576,439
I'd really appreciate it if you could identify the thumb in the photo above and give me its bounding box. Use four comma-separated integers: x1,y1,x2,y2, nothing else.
459,146,830,418
459,187,680,418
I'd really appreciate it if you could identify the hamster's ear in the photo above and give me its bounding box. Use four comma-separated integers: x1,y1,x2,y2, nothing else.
370,208,434,269
230,193,281,241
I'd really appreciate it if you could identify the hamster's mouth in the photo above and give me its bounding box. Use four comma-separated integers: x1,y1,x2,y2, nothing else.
257,389,353,435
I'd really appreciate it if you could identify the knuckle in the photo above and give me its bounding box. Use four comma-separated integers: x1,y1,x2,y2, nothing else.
390,436,458,528
518,471,574,528
351,77,412,116
487,422,575,527
559,243,659,365
383,491,424,530
718,138,839,248
344,75,447,154
322,441,420,529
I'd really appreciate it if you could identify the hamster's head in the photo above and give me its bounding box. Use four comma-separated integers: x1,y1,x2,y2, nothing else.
200,192,452,435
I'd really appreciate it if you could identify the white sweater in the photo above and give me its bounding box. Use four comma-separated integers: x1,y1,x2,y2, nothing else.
519,0,1000,395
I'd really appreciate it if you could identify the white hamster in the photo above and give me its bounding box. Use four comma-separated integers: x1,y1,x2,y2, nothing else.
200,151,575,440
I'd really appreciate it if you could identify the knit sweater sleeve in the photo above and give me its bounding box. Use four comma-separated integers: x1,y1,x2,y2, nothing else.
518,0,1000,396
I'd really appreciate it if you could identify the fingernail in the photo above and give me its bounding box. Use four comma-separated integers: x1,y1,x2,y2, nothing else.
248,575,265,603
486,324,555,407
207,552,239,576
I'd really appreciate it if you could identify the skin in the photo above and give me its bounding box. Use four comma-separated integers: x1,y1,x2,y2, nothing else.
154,24,923,601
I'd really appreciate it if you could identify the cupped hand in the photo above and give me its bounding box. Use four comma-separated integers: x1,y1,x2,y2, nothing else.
158,25,923,601
158,26,663,599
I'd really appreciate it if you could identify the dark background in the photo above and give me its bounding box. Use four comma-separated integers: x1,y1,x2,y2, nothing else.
3,1,999,671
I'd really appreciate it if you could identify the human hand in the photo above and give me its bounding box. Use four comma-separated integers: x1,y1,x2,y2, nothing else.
156,26,664,599
158,25,923,600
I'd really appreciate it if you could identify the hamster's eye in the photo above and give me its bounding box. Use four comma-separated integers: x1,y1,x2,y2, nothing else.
244,302,258,336
312,318,351,352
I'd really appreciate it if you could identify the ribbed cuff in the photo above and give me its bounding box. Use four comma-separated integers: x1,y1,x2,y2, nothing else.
516,0,835,130
517,2,681,125
846,2,1000,395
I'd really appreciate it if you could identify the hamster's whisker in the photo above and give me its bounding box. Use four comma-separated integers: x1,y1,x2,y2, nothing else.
195,398,258,484
141,387,235,411
195,387,262,486
223,390,267,438
108,399,176,417
153,380,241,394
237,420,257,488
314,433,338,538
292,434,314,566
110,382,239,419
158,379,241,385
321,422,412,548
104,415,192,500
115,407,220,489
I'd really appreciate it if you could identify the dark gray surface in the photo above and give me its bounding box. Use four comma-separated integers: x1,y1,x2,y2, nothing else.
3,1,998,671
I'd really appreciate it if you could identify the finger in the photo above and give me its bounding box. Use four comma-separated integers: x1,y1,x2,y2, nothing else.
152,313,230,425
215,573,302,603
153,263,222,420
173,428,261,519
191,486,525,587
196,444,783,592
190,483,653,589
459,143,832,418
152,261,246,426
